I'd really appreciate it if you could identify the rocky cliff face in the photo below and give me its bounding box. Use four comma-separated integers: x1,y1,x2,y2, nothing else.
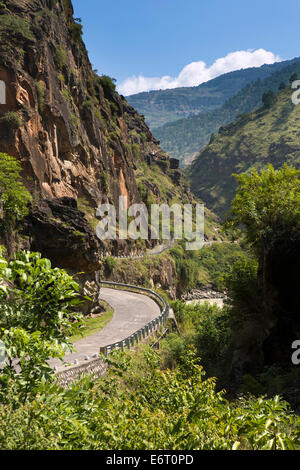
0,0,191,273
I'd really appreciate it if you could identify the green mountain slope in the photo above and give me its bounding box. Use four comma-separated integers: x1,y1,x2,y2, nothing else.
126,61,296,129
154,60,300,166
186,86,300,218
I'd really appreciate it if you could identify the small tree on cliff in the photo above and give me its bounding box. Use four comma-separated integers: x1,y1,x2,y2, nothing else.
0,153,31,256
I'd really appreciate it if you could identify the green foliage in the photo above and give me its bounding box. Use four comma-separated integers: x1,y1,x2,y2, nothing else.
103,256,117,277
0,153,31,248
262,90,277,108
100,172,109,192
227,164,300,251
0,250,83,400
0,14,34,42
0,251,82,341
55,46,67,70
169,244,197,291
138,182,147,201
169,241,246,292
167,301,231,378
35,81,46,112
224,256,260,320
289,72,298,83
2,111,22,130
70,21,83,43
131,142,140,160
0,348,298,450
99,75,116,94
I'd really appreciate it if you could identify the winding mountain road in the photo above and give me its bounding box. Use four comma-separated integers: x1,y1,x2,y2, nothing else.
50,287,161,372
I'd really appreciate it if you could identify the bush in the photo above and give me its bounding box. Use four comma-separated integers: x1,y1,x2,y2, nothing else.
0,153,31,255
2,112,22,129
70,22,83,43
170,300,231,377
0,250,83,399
262,90,277,108
100,172,109,193
55,46,67,70
224,256,260,321
0,15,34,42
103,256,117,277
1,348,297,450
99,75,116,94
35,81,46,112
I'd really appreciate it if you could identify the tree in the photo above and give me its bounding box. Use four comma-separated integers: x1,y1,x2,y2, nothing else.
226,164,300,253
278,82,286,90
0,153,31,256
262,90,277,108
99,75,116,94
224,256,260,321
289,72,298,84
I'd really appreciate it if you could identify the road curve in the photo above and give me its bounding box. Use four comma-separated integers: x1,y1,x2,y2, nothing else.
50,287,161,371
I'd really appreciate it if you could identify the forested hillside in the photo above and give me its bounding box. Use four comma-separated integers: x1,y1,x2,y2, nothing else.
186,84,300,217
127,59,298,129
154,60,300,165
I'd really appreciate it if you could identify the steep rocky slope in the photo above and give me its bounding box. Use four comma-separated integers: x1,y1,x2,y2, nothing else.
187,86,300,218
0,0,193,274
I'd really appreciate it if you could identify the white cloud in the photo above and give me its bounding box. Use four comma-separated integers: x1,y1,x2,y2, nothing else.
118,49,281,96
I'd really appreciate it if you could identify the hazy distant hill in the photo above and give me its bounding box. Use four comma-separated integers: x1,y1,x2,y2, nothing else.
186,85,300,218
153,59,300,166
127,59,299,129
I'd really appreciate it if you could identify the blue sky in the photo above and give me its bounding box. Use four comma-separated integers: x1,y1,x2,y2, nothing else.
72,0,300,95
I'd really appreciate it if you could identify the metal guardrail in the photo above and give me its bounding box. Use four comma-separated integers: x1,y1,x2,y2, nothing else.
99,281,170,357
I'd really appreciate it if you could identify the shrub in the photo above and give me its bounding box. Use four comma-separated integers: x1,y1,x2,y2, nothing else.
0,250,83,399
224,256,259,321
103,256,117,277
262,90,277,108
55,46,67,70
2,112,22,129
131,142,140,160
100,172,109,193
35,81,46,112
0,15,34,42
70,22,83,43
0,153,31,255
99,75,116,94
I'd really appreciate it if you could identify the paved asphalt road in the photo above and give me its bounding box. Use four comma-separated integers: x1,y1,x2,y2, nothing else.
50,287,161,371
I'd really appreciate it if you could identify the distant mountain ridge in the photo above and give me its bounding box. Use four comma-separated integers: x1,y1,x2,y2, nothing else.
186,85,300,218
127,58,299,130
153,58,300,166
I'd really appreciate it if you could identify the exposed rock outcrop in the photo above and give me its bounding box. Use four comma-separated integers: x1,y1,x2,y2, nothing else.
0,0,192,273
